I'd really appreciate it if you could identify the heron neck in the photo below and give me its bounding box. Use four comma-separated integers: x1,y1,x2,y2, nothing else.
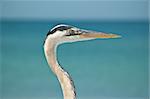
44,42,76,99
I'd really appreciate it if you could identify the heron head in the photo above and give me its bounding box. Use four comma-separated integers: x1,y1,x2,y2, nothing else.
45,24,121,45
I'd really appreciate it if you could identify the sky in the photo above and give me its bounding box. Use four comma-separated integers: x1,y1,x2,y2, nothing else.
0,0,149,21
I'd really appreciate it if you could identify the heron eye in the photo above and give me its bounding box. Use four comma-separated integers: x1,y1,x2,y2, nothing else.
69,30,74,34
65,30,74,36
66,29,82,36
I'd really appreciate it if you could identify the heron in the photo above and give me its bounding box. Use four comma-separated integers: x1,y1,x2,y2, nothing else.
43,24,121,99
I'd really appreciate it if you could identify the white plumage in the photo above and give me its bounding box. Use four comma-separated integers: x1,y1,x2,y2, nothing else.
44,24,120,99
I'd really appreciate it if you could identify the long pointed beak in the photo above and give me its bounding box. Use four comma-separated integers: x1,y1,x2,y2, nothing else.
79,29,121,39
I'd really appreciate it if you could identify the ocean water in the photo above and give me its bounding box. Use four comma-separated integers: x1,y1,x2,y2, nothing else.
1,20,148,99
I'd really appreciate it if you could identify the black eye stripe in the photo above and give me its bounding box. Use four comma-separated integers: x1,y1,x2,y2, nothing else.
66,32,82,36
56,26,72,31
65,33,79,36
46,25,73,36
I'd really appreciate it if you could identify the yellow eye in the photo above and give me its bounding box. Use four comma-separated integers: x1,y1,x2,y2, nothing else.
69,30,74,34
66,30,74,36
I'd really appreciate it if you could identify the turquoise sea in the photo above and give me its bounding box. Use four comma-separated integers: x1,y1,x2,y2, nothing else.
1,20,149,99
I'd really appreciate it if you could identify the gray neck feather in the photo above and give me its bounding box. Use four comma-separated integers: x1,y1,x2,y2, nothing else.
44,39,76,99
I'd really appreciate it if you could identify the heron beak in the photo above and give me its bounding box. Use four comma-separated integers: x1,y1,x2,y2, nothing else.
79,30,121,39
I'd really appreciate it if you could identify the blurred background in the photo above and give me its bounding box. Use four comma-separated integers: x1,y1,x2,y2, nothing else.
0,0,149,99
